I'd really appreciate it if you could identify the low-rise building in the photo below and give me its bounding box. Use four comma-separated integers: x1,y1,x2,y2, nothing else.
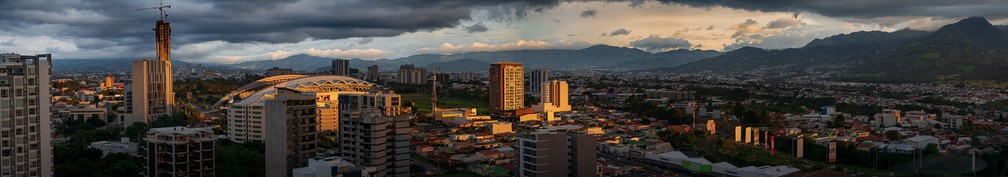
88,138,138,156
292,156,375,177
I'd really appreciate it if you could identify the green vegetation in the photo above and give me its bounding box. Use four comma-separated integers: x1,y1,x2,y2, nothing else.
55,118,143,177
402,93,488,115
921,53,942,60
54,147,144,177
216,140,266,177
981,100,1008,112
621,96,692,124
429,172,484,177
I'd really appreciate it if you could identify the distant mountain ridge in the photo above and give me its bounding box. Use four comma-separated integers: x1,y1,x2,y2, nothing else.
226,45,722,71
52,59,203,74
664,16,1008,82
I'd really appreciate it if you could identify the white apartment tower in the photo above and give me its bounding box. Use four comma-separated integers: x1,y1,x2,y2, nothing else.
0,54,53,177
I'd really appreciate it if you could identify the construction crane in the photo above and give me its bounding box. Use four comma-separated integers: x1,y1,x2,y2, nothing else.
136,3,171,21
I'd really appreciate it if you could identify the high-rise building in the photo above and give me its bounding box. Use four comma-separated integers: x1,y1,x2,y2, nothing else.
527,69,548,94
338,109,411,177
338,91,402,117
332,59,350,76
534,80,571,113
154,18,171,61
126,11,174,126
489,62,524,112
0,54,53,177
516,132,598,177
366,65,379,82
143,126,215,177
266,67,296,77
103,75,114,90
126,59,173,125
396,64,426,85
265,88,319,177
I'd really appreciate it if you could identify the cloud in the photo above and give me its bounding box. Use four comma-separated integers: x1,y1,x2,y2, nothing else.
767,18,804,29
464,23,490,33
657,0,1008,20
581,9,598,17
267,50,295,60
418,40,588,53
629,35,692,52
357,37,374,45
723,21,869,51
604,28,632,36
729,19,762,38
0,0,562,59
706,25,715,30
305,48,388,59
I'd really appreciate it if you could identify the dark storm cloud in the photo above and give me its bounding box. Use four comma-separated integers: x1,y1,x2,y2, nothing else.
0,0,562,55
603,28,632,36
630,34,692,52
656,0,1008,19
465,23,490,33
581,9,598,17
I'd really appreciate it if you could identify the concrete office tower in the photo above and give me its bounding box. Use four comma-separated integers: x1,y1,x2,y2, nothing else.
534,80,570,112
366,65,379,81
103,75,114,90
527,68,548,94
489,62,524,112
265,88,319,177
144,127,215,177
516,132,598,177
0,54,53,177
338,109,411,177
127,59,173,125
332,59,350,76
396,64,425,85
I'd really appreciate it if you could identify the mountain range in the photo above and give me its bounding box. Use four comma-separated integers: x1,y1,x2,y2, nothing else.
226,45,722,72
665,17,1008,82
49,17,1008,83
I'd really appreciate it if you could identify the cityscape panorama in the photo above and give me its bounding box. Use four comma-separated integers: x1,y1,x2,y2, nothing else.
3,0,1008,177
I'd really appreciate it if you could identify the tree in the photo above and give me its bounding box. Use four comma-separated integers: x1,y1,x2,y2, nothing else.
830,115,846,128
216,140,266,177
124,122,148,141
885,130,901,140
86,117,107,127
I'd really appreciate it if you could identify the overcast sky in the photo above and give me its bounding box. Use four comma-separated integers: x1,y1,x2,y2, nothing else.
2,0,1007,63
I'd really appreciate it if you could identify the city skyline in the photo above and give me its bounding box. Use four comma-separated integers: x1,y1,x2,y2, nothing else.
8,1,1008,177
2,0,1008,64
